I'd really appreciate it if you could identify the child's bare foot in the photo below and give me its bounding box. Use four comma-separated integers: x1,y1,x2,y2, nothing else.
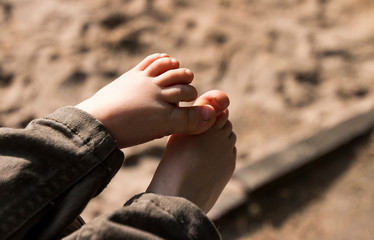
147,107,237,213
76,53,219,148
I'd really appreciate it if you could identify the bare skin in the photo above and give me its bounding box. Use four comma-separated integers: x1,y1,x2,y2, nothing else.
76,53,236,212
147,98,237,213
76,53,218,148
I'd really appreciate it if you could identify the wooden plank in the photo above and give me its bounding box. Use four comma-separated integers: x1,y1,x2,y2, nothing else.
234,108,374,192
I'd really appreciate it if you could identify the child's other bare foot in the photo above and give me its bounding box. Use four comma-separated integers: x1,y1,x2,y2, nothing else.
193,89,230,116
76,53,220,148
147,107,237,213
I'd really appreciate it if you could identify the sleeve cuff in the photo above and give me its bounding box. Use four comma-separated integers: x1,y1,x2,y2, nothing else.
44,106,124,180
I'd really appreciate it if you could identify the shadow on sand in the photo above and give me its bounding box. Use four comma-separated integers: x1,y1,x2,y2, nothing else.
215,130,373,240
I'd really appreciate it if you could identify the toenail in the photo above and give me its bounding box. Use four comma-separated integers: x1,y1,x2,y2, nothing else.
200,106,211,121
171,58,178,64
185,69,193,76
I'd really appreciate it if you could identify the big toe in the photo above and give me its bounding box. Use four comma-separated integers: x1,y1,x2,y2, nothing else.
193,90,230,114
169,90,230,135
144,57,179,77
134,53,169,71
168,105,216,135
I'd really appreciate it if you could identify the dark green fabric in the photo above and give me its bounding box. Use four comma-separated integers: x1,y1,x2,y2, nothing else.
0,107,220,240
0,107,124,239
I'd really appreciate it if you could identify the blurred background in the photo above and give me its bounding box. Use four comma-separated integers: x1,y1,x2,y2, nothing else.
1,0,374,239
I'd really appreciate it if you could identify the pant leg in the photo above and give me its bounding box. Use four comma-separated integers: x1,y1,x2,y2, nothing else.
64,193,221,240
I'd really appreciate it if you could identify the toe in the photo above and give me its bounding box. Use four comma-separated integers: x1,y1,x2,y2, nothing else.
230,132,237,145
193,90,230,114
135,53,169,71
161,85,198,104
233,146,237,157
168,105,216,135
222,121,233,137
213,109,229,129
154,68,194,87
144,57,180,77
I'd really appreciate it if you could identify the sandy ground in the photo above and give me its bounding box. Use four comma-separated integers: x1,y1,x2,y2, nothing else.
1,0,374,238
